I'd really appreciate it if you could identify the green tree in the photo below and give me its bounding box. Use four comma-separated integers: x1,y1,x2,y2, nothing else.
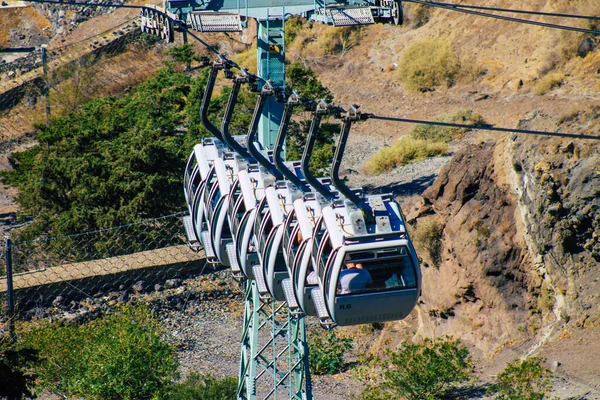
362,337,473,400
1,52,336,257
489,357,553,400
168,44,200,71
286,62,333,102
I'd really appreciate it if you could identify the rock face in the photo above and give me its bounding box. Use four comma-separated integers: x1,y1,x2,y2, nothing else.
511,108,600,326
408,141,537,357
403,107,600,382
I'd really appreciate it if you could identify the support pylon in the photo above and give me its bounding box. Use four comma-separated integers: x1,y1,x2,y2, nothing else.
237,280,312,400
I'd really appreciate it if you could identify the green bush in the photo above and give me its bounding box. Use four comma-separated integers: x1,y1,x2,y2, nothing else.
410,109,487,143
21,305,178,399
308,329,353,375
364,137,447,175
361,337,473,400
398,39,460,92
159,373,237,400
489,357,553,400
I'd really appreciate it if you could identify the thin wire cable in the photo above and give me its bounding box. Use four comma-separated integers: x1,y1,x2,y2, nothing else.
50,17,137,51
404,0,600,35
425,1,600,20
367,114,600,141
27,0,143,9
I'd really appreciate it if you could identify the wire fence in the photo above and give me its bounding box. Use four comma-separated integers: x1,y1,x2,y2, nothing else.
0,18,163,140
0,212,206,336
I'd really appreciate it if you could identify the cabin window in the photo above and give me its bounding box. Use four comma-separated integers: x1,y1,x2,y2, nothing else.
275,248,286,272
318,232,333,280
312,217,325,264
337,248,417,295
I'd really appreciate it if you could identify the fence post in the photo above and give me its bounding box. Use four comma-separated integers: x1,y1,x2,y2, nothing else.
41,45,50,125
5,236,15,343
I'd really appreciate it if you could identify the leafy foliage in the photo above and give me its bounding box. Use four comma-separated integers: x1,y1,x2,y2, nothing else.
2,48,334,254
361,337,474,400
4,66,197,242
286,62,333,102
489,357,553,400
308,329,353,375
159,373,237,400
168,44,201,71
21,305,178,400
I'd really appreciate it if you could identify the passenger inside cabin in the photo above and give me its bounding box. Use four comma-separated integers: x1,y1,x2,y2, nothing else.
338,255,372,295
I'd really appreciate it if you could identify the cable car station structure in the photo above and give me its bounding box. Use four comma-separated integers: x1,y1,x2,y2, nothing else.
168,0,420,397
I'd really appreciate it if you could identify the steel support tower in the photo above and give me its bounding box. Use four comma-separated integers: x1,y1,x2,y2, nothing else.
237,11,312,400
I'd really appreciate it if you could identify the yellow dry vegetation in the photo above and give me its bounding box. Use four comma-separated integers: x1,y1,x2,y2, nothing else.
364,137,447,175
396,38,460,92
534,73,565,95
285,17,361,62
231,47,258,74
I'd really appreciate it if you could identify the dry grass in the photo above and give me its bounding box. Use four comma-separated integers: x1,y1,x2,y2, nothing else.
231,47,257,74
285,17,361,62
404,3,431,28
396,39,460,92
534,73,565,95
364,137,447,175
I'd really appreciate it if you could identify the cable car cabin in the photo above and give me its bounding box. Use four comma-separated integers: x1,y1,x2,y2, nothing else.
280,192,330,316
183,140,226,250
230,165,275,280
203,152,248,267
253,180,303,301
310,195,421,328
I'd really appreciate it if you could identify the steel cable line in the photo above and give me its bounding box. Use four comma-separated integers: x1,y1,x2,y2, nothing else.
404,0,600,35
50,17,137,51
421,1,600,20
366,114,600,141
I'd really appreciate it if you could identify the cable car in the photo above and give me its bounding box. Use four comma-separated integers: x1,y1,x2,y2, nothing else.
252,180,304,300
282,192,328,316
307,107,421,328
201,67,256,268
183,139,226,253
185,60,236,263
230,166,275,279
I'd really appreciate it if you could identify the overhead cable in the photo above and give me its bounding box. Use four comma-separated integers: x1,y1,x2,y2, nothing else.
424,1,600,20
367,115,600,141
404,0,600,35
51,17,137,51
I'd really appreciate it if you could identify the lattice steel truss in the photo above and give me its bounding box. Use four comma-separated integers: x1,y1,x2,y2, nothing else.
238,281,312,400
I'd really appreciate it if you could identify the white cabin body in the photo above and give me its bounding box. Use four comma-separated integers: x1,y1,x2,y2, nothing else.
310,194,421,327
230,165,275,279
